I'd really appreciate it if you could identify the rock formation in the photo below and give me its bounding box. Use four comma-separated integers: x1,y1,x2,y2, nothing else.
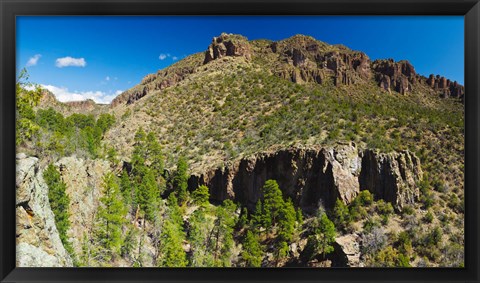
372,59,418,95
16,153,73,267
54,156,111,255
203,33,252,64
188,142,422,212
426,74,465,98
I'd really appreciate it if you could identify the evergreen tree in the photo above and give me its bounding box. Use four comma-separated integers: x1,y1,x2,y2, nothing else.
93,172,127,264
212,200,237,266
241,230,263,267
119,170,133,211
333,199,351,232
137,168,159,221
192,185,210,207
158,220,188,267
310,213,336,258
173,156,189,205
261,180,284,230
159,193,187,267
277,198,296,242
43,164,75,258
188,208,214,266
146,132,164,175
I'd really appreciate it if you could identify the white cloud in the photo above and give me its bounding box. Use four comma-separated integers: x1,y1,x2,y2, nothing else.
41,84,118,104
172,56,178,61
159,53,173,60
115,90,123,95
105,76,110,81
26,54,41,67
55,56,87,68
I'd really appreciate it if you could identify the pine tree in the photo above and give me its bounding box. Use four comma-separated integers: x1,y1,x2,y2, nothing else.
188,208,214,266
93,172,127,265
137,168,159,221
192,185,210,207
146,132,164,175
277,198,296,242
212,200,237,266
158,193,187,267
43,164,75,258
119,170,133,210
311,213,336,258
173,156,189,205
333,199,351,232
241,230,263,267
158,220,188,267
261,179,284,230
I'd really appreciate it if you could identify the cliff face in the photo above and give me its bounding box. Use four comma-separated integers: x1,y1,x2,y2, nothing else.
54,156,111,255
16,153,73,267
188,143,422,212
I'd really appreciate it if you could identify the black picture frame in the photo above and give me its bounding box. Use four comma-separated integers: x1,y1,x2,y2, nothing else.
1,0,479,282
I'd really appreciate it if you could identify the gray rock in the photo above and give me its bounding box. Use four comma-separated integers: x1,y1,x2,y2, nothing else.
16,156,73,267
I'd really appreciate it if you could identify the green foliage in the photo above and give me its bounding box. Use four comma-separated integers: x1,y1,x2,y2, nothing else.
173,156,189,205
211,200,237,267
16,68,42,146
96,113,116,134
374,246,411,267
277,198,296,242
424,210,434,223
93,172,127,264
137,168,160,221
258,179,284,230
159,220,188,267
159,193,187,267
333,199,351,232
241,230,264,267
309,212,336,258
188,208,214,266
192,185,210,207
43,164,75,259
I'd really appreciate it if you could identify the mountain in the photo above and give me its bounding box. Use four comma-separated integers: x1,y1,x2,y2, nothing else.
20,33,464,268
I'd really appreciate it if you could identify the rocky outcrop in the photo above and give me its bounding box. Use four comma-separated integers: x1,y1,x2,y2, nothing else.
16,153,73,267
335,234,361,267
188,143,423,212
270,35,371,86
359,149,422,210
54,156,110,255
203,33,252,64
65,99,98,110
371,59,419,95
426,74,464,98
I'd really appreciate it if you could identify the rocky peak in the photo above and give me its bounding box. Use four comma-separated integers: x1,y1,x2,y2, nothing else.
371,59,418,95
203,33,252,64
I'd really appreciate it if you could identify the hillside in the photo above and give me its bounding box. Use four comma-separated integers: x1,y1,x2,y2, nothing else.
16,33,464,268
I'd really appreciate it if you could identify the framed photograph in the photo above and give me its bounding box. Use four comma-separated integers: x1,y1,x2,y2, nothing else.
1,0,479,282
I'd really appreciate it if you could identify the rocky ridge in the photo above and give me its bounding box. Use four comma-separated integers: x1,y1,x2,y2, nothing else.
188,142,423,212
16,153,73,267
110,33,464,107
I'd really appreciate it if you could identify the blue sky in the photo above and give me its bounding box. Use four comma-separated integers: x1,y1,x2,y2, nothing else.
17,16,464,104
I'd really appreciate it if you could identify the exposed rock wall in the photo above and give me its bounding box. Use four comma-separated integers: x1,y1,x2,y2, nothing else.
16,153,73,267
188,143,422,212
54,156,111,255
